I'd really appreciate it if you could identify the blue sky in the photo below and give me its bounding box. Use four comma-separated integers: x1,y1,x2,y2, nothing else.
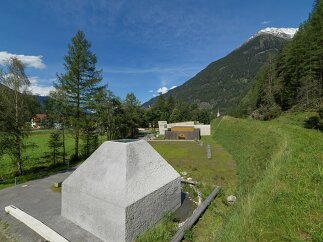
0,0,314,103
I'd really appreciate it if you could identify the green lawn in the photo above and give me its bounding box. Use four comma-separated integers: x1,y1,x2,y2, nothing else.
150,138,236,197
0,130,106,189
137,137,237,241
138,112,322,241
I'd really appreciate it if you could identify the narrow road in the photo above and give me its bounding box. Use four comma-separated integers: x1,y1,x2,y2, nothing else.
0,170,102,242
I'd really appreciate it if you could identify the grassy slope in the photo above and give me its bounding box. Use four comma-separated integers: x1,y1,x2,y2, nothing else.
213,113,323,241
137,138,237,241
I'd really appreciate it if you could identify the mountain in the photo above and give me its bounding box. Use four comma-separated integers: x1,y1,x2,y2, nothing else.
0,83,48,113
250,27,298,40
34,95,49,106
234,1,323,119
143,28,296,112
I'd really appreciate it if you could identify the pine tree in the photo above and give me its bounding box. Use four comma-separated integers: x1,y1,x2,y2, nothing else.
48,131,63,166
46,90,69,166
144,107,158,130
81,116,98,158
123,93,141,138
55,30,102,161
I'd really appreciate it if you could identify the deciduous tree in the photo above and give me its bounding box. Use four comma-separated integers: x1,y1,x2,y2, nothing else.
0,57,31,175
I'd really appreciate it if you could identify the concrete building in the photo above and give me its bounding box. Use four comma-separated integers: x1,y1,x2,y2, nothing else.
158,121,168,135
158,121,211,136
193,124,211,136
165,126,200,140
61,140,181,242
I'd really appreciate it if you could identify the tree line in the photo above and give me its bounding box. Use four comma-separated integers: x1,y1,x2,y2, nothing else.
145,95,213,130
232,0,323,121
0,30,212,176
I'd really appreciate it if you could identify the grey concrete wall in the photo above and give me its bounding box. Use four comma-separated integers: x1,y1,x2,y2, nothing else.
158,121,167,135
125,177,181,241
125,141,180,205
194,125,211,136
61,140,181,242
62,176,181,242
62,185,126,242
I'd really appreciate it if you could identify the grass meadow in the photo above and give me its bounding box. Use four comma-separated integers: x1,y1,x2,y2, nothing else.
212,113,322,241
0,130,106,189
1,112,321,241
137,137,237,241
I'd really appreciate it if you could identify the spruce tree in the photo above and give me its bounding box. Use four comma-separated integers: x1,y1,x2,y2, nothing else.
46,90,68,166
48,131,63,166
123,93,141,138
81,116,98,158
55,30,102,161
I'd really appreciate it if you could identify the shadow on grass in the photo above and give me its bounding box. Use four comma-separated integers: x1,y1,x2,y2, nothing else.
304,116,323,131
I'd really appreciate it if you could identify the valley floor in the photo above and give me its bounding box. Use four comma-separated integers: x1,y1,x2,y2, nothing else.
1,112,321,241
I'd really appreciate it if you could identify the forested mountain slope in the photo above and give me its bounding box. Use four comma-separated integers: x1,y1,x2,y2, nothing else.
143,31,293,112
234,0,323,119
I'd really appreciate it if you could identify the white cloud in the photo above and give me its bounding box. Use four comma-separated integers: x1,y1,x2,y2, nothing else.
157,86,168,94
261,20,272,25
148,90,153,93
156,85,177,95
0,51,46,69
29,76,54,96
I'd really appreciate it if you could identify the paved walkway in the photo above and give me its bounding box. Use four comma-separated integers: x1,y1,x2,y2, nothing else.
0,170,102,242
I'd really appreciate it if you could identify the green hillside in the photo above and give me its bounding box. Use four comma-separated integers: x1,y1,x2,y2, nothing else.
143,34,289,112
135,113,322,241
212,114,322,241
234,0,323,119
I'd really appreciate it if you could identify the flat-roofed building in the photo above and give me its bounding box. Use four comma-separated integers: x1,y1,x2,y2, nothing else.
165,126,200,140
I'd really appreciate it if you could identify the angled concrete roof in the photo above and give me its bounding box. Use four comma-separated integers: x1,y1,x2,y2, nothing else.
63,140,180,207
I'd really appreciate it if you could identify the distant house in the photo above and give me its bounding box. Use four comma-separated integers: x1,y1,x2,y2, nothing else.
31,114,48,129
158,121,211,136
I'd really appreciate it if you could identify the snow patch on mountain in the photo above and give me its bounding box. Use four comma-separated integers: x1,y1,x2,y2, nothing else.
252,27,298,39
